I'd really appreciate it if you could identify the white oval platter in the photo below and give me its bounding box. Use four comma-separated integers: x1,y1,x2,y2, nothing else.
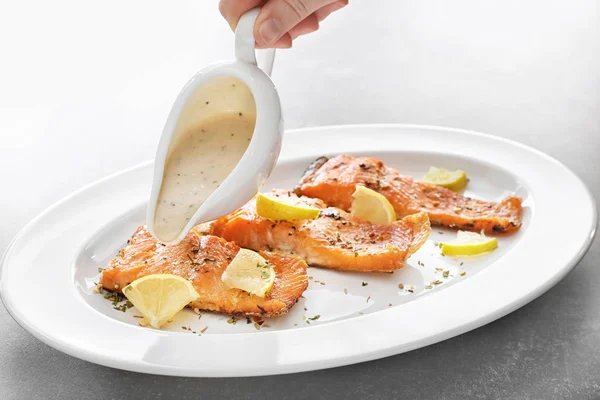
1,125,596,377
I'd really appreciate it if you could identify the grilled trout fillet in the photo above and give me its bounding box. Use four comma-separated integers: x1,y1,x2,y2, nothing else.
295,155,523,234
208,190,430,272
100,226,308,317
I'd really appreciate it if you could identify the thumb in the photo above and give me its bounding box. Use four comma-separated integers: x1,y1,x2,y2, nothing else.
255,0,337,46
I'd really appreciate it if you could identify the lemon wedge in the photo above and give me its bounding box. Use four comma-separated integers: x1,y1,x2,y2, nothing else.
122,274,199,329
191,222,212,236
423,167,468,191
441,231,498,256
222,248,275,297
255,193,321,221
350,185,397,224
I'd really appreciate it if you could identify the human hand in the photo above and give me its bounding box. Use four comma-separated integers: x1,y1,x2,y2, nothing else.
219,0,348,48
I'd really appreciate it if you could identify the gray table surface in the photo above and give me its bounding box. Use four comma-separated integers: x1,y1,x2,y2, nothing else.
1,1,599,399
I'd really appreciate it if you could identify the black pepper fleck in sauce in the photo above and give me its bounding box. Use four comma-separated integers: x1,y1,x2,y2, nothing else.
154,112,256,241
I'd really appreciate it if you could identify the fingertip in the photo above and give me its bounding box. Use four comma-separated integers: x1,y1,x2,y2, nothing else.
315,0,348,22
276,34,293,49
218,0,236,30
254,0,325,46
288,13,319,40
256,34,292,49
256,17,285,46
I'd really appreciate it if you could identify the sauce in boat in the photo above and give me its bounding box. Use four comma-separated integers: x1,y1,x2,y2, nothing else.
152,77,257,243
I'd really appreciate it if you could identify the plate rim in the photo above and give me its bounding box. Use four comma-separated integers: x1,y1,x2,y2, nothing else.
1,123,597,377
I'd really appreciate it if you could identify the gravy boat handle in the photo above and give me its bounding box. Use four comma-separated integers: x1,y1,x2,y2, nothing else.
235,8,276,77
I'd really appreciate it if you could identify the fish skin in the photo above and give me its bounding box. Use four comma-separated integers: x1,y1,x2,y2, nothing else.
295,154,523,234
208,190,430,272
100,226,308,317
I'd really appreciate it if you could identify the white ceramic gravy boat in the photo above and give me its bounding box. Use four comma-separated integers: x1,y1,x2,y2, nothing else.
146,8,282,244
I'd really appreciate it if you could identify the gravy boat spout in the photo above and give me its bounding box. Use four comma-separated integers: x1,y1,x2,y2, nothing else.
146,8,282,245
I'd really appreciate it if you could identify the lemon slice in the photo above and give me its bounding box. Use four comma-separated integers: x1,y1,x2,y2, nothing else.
255,193,321,221
191,222,212,236
423,167,468,191
222,248,275,297
441,231,498,256
350,185,397,224
123,274,199,329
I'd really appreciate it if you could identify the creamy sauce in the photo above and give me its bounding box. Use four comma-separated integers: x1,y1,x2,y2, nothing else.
153,112,255,242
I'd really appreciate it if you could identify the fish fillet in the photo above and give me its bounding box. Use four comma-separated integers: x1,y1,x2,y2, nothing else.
295,155,522,234
208,190,430,272
100,227,308,317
